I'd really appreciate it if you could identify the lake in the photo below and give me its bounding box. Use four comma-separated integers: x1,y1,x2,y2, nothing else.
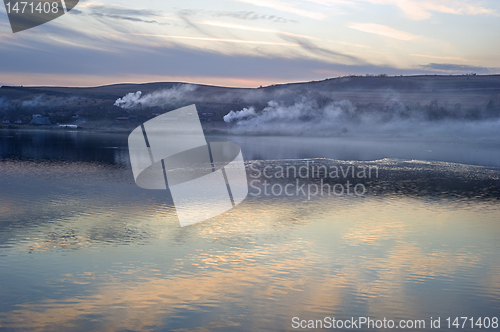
0,129,499,331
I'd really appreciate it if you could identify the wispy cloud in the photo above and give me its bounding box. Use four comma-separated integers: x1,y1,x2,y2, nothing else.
298,0,496,20
411,54,465,61
179,9,298,23
69,3,179,27
79,4,163,18
280,35,361,63
330,40,370,48
198,20,318,40
354,0,496,20
131,33,300,46
419,63,497,74
91,13,170,26
212,11,298,23
77,2,190,24
178,13,213,37
232,0,326,20
348,23,418,41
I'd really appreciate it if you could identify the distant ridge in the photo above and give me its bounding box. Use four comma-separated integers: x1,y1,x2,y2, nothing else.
1,75,499,126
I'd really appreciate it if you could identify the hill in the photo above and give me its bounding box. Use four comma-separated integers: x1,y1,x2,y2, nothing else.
1,74,499,129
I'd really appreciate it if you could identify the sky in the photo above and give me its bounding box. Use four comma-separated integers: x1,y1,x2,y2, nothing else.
0,0,499,87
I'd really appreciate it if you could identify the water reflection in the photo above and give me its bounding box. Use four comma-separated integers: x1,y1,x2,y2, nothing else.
0,129,130,164
221,135,500,168
0,130,499,331
0,197,499,331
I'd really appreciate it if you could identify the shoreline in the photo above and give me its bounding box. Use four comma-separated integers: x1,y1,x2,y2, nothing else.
2,124,500,146
0,120,233,134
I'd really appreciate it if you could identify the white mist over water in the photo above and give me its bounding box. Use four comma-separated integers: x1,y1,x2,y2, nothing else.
111,84,500,141
223,97,500,140
0,94,82,110
224,98,356,135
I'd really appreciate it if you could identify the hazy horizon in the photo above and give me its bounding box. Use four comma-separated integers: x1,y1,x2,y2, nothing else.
1,72,500,89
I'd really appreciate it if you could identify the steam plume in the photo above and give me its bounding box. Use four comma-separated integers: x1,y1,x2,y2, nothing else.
114,84,196,108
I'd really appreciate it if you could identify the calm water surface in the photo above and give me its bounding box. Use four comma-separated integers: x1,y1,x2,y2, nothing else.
0,129,499,331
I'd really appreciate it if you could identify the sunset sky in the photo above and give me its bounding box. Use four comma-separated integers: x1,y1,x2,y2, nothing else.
1,0,499,87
